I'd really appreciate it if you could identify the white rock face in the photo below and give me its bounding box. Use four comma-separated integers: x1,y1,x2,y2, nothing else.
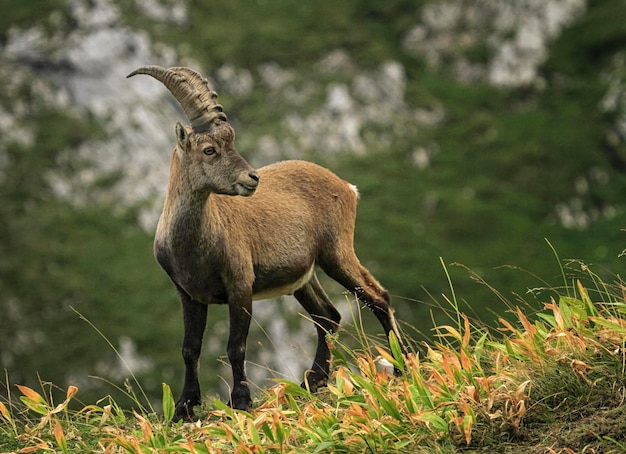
600,52,626,156
2,0,191,229
3,0,394,385
403,0,586,87
266,59,426,165
1,0,432,228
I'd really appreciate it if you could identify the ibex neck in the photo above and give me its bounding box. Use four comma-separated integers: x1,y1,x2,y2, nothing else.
160,181,214,237
156,156,218,245
154,172,225,304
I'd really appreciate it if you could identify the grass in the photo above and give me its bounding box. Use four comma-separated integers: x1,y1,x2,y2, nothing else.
2,261,626,453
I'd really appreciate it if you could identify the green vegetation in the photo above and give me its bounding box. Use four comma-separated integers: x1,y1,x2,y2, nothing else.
2,262,626,452
331,0,626,331
0,105,185,406
0,0,69,42
120,0,420,68
120,0,626,319
1,0,625,429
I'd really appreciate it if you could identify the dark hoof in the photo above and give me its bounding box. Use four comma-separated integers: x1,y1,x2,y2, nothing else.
228,399,252,411
173,400,196,422
301,371,328,393
229,387,252,411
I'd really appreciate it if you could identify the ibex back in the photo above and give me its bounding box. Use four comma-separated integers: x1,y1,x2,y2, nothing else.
127,65,406,421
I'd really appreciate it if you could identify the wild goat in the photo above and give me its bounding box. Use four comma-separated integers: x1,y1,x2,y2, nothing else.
127,65,406,421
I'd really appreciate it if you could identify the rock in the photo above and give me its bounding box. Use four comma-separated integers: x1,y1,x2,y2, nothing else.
403,0,586,87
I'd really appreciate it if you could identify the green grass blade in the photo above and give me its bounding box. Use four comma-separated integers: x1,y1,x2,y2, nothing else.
162,383,175,424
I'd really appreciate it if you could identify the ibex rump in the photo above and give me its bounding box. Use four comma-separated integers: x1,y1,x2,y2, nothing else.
127,65,405,421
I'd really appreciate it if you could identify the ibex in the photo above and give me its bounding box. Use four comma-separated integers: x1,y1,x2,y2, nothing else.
127,65,405,421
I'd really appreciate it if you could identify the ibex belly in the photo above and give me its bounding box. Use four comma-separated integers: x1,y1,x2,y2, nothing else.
252,263,315,301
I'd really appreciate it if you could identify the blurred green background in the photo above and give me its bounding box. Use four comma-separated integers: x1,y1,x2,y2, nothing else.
1,0,624,408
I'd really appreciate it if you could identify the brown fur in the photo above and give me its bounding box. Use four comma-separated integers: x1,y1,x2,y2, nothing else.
131,69,405,422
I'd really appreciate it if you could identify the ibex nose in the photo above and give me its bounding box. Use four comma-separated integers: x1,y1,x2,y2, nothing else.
249,172,260,183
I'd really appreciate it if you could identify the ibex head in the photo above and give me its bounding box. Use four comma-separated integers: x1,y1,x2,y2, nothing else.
127,65,259,196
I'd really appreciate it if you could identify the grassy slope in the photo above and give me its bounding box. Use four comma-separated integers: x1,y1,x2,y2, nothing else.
2,264,626,452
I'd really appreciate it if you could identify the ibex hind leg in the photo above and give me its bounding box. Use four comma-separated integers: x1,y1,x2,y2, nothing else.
323,258,407,370
358,267,406,353
294,273,341,392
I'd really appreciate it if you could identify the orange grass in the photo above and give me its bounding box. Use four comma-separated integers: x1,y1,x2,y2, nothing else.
2,271,626,452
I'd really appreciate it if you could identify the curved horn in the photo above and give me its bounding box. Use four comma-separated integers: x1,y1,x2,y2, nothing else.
127,65,227,133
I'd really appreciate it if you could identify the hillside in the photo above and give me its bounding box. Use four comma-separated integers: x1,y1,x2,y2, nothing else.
1,0,625,409
2,273,626,452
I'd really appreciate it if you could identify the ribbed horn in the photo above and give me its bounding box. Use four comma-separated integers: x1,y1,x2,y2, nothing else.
127,65,227,133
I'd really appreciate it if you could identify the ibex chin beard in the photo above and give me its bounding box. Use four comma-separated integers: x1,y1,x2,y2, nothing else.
235,182,258,196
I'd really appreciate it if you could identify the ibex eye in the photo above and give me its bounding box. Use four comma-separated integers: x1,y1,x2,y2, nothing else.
203,147,216,156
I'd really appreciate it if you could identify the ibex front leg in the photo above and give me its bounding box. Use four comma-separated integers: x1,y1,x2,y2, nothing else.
175,292,208,422
227,297,253,411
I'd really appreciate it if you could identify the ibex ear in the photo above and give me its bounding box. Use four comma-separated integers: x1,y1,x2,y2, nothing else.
175,121,190,156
